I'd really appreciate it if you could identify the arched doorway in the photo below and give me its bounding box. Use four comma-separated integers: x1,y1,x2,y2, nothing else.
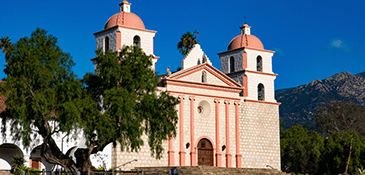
197,138,213,166
0,143,23,170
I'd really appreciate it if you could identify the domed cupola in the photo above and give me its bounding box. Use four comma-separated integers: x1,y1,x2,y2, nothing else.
104,0,145,30
227,24,264,51
93,1,158,70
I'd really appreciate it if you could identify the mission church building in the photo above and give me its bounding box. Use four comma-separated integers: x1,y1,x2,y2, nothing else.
93,0,281,170
0,0,281,171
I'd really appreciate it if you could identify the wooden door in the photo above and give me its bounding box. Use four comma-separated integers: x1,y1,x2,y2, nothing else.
197,138,213,166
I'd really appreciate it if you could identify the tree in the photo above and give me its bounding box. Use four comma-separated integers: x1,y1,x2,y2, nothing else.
0,28,84,174
0,36,11,53
319,131,365,175
280,124,324,174
82,46,179,170
315,98,365,137
177,31,197,55
1,29,179,173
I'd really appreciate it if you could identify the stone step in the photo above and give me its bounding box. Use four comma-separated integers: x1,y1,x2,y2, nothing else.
133,166,290,175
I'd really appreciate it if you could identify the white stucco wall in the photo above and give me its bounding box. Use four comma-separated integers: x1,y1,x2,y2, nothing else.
181,44,212,70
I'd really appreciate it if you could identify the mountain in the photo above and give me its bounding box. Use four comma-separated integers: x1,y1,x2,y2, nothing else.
276,71,365,130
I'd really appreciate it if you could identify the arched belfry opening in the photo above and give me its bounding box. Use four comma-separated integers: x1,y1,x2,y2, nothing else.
133,35,141,48
197,138,213,166
257,56,263,72
258,83,265,101
230,56,235,73
105,36,110,52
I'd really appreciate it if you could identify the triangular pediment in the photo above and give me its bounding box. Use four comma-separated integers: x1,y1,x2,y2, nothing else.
165,63,242,89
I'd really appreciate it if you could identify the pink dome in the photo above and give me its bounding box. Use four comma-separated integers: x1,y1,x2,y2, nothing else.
104,12,145,29
228,34,264,50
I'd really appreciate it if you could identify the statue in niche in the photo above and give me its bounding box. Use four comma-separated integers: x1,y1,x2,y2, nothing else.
202,72,207,83
167,66,171,77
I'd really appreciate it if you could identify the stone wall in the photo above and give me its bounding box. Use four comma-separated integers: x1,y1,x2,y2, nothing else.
239,101,280,170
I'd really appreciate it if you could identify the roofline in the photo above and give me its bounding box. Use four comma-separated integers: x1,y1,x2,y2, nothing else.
226,69,278,77
244,99,281,105
164,79,243,91
94,25,157,36
217,46,275,55
167,63,242,87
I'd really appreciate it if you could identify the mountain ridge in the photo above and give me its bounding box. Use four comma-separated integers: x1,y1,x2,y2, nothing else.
276,71,365,130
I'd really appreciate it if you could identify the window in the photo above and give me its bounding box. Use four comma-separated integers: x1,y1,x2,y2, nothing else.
201,140,206,148
257,56,263,72
133,35,141,47
105,36,109,52
258,83,265,101
230,56,235,73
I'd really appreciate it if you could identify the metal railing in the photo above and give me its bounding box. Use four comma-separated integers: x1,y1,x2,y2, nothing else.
21,168,176,175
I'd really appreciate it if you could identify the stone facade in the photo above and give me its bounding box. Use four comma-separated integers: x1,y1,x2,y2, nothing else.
240,101,280,169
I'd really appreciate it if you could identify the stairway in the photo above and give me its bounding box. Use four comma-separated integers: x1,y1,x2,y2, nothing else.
133,166,290,175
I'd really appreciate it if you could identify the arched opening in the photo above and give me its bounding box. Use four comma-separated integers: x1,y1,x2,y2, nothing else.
105,36,109,52
133,35,141,48
0,143,23,170
258,83,265,101
202,71,207,83
230,56,235,73
257,56,263,72
197,138,213,166
202,54,207,63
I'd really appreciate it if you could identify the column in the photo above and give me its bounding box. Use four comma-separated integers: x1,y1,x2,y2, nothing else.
214,99,222,167
235,101,242,168
189,96,197,166
168,131,174,166
178,96,186,166
225,101,232,167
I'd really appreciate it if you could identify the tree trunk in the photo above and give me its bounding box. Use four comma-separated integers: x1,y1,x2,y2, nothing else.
344,136,353,175
40,143,79,175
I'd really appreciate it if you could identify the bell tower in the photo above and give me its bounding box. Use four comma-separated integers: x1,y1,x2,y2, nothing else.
92,1,159,70
217,24,277,103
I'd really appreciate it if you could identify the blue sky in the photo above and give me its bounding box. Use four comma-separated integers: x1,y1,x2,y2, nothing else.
1,0,364,90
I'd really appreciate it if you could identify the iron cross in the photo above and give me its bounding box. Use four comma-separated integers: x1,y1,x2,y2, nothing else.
194,29,199,39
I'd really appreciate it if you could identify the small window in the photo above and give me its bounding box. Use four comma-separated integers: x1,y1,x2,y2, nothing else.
202,71,207,83
257,56,263,72
105,36,109,51
197,106,204,114
258,83,265,101
201,141,206,148
133,35,141,47
230,56,235,73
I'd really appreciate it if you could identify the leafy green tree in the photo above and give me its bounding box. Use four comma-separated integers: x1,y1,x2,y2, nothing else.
1,28,179,173
0,28,84,174
177,31,197,55
82,46,179,167
319,131,365,175
281,124,324,174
